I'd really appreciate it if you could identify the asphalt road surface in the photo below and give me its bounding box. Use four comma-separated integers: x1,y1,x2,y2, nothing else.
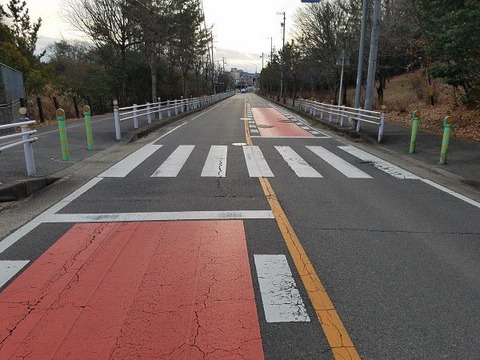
0,93,479,359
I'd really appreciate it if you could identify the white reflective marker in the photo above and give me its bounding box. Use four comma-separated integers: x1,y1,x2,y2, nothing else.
338,145,419,179
243,146,274,177
307,146,372,178
151,145,195,177
254,254,310,323
275,146,322,178
201,146,228,177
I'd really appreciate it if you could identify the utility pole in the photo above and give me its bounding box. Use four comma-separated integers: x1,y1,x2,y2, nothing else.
260,53,264,70
277,11,286,100
222,57,226,72
266,37,273,64
364,0,381,110
354,0,368,115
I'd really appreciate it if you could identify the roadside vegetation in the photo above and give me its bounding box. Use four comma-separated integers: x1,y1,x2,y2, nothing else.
0,0,213,120
260,0,479,140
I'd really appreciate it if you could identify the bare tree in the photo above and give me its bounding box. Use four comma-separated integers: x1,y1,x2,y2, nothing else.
63,0,139,102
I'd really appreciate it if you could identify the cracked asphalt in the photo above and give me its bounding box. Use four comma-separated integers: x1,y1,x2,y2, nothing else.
0,93,479,359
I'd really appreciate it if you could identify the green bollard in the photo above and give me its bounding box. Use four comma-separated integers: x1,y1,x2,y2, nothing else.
439,116,454,164
56,108,70,161
83,105,94,150
409,110,421,153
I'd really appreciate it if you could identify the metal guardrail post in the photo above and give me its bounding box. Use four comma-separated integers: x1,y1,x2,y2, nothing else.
175,99,178,115
147,102,152,124
158,97,162,119
83,105,94,150
56,108,70,161
409,110,420,153
133,104,139,129
378,105,386,143
167,100,171,117
439,116,453,164
356,109,362,132
19,108,36,176
113,100,121,140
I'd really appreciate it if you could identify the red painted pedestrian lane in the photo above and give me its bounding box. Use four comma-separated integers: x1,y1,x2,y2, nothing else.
0,221,264,359
251,107,314,137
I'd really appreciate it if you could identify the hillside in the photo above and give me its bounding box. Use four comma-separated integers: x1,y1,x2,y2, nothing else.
352,71,480,142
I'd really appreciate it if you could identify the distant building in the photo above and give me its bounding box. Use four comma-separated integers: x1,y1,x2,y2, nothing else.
230,68,257,89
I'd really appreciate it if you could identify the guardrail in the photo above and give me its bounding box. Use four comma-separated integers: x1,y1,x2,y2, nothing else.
297,98,386,142
113,92,234,140
0,113,37,176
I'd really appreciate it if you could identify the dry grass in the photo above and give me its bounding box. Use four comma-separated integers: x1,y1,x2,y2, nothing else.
347,70,480,142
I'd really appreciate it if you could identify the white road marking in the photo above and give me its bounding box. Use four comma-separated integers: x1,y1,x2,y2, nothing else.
201,146,228,177
0,177,103,254
243,146,274,177
338,145,419,179
420,179,480,209
275,146,322,178
254,254,310,323
307,146,372,178
0,260,29,288
250,136,329,139
43,210,275,223
99,145,163,178
151,145,194,177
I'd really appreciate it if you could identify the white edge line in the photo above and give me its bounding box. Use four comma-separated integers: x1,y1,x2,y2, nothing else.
420,179,480,209
0,177,103,254
0,260,30,288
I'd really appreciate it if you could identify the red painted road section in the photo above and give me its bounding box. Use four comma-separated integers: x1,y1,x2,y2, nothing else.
0,221,264,359
252,108,313,137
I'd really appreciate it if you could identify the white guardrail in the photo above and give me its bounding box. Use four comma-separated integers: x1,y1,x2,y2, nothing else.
297,98,386,142
113,92,234,140
0,116,37,176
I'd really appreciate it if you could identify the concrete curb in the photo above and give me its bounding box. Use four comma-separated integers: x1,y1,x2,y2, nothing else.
0,176,60,202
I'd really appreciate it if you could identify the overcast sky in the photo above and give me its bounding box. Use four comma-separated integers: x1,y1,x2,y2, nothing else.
16,0,305,73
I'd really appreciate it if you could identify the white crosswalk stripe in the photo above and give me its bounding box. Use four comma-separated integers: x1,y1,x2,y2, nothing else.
201,145,228,177
151,145,195,177
243,145,274,177
275,146,322,178
104,143,417,180
338,145,419,179
307,146,372,178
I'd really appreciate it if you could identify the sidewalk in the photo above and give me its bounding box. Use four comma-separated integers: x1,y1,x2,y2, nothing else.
267,96,480,190
0,105,193,202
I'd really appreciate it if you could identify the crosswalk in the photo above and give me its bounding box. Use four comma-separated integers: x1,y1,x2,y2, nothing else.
100,144,418,180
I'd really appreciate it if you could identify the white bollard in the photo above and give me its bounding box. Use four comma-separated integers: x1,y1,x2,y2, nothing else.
113,101,121,140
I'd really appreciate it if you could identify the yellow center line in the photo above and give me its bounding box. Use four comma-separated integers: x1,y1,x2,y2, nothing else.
244,99,360,360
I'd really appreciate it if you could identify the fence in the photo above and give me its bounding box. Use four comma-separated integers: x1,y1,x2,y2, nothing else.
297,98,386,142
0,116,37,176
114,92,234,140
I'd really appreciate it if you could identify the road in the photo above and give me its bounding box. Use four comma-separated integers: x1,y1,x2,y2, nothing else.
0,93,479,359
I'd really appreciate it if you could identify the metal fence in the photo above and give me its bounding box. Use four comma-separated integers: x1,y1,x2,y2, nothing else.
114,92,235,140
297,98,386,142
0,117,37,176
